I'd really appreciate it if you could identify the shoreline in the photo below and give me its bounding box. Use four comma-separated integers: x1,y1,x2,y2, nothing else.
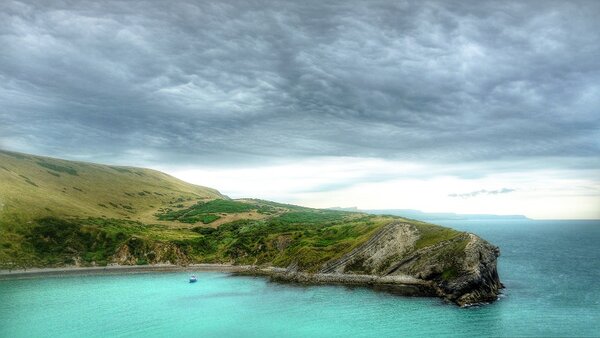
0,264,253,280
0,264,432,291
0,264,449,303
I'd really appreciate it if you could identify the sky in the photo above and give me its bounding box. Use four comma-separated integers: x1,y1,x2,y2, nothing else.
0,0,599,219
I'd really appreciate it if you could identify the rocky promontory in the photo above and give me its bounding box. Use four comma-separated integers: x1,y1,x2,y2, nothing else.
246,222,502,307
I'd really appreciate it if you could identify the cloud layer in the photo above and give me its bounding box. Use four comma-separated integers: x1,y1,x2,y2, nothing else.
449,188,515,198
1,0,599,168
1,1,599,217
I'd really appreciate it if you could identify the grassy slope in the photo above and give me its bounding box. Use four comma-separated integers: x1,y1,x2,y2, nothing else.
0,149,222,223
0,150,467,274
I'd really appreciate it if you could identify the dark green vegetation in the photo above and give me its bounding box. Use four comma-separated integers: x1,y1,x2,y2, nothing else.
36,161,78,176
156,199,256,223
15,217,205,267
412,221,462,250
188,212,384,272
5,211,391,271
26,217,123,266
0,149,470,284
2,207,468,277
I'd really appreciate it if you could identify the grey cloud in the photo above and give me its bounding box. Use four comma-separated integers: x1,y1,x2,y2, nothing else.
0,0,599,169
296,172,402,193
449,188,516,198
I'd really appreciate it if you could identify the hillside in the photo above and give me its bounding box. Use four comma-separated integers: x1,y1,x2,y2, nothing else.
0,149,222,223
0,150,502,306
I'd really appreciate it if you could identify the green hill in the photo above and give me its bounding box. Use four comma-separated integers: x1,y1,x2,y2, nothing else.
0,149,222,222
0,149,502,306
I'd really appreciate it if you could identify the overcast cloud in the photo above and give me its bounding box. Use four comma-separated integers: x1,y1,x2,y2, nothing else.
449,188,515,198
0,1,599,217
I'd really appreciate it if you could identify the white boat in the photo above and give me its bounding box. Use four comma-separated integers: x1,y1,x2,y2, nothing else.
189,275,197,283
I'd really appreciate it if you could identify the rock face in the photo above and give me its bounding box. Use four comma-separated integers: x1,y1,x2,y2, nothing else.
438,234,502,306
270,222,502,306
320,222,419,275
112,237,190,266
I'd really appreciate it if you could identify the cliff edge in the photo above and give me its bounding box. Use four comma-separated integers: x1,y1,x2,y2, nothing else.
266,222,502,306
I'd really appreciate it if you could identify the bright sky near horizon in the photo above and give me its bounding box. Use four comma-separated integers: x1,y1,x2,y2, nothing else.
1,1,599,219
161,157,600,220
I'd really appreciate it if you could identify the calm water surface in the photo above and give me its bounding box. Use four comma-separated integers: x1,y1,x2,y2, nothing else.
1,220,599,337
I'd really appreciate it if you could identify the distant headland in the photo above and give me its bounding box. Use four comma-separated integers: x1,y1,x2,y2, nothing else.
330,207,528,221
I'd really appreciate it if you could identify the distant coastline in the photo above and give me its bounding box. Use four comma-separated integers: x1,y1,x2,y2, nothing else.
329,207,529,221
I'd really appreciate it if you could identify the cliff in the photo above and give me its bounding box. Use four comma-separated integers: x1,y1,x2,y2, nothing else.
255,223,502,306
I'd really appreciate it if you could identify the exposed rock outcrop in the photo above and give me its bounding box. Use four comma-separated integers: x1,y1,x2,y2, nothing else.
320,222,419,275
112,237,190,266
268,222,502,306
436,234,502,306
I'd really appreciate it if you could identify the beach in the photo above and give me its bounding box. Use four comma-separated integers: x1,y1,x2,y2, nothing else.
0,264,253,280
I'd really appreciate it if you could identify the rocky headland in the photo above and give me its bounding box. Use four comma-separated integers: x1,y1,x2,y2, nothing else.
0,150,502,306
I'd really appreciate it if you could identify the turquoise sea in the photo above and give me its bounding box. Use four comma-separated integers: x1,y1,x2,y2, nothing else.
1,220,599,337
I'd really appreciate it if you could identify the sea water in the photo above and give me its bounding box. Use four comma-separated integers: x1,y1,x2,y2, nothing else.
1,220,599,337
